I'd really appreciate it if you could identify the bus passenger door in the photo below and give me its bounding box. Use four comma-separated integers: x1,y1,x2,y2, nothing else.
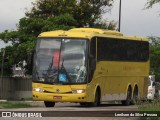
87,37,97,102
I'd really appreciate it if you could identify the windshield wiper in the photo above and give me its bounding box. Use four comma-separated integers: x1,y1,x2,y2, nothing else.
42,57,53,77
59,59,71,83
47,56,54,71
42,57,58,83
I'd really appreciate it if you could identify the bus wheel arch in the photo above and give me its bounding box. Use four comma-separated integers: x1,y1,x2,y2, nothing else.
122,85,132,106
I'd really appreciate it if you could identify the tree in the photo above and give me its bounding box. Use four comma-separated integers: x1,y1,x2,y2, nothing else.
0,14,77,75
148,36,160,82
145,0,160,9
0,0,115,75
26,0,114,27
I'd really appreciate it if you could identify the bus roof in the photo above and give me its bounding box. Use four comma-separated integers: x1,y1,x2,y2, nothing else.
38,28,147,41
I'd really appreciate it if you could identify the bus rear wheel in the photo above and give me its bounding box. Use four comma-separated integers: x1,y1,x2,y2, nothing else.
44,101,55,107
122,87,132,106
131,86,139,105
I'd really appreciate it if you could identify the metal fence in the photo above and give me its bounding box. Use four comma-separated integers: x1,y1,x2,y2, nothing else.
0,77,32,100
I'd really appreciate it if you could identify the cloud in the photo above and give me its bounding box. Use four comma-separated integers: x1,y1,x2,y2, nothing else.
0,0,34,32
0,0,160,37
0,0,34,48
104,0,160,37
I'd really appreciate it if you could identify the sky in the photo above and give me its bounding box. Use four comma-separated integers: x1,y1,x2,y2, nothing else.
0,0,33,48
0,0,160,48
105,0,160,37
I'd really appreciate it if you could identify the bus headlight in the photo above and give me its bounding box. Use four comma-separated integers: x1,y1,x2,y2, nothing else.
33,88,44,92
72,89,85,94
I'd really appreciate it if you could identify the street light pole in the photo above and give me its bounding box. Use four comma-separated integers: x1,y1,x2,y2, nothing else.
118,0,122,32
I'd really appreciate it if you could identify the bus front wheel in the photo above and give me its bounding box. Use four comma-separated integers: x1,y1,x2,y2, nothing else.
90,89,101,107
44,101,55,107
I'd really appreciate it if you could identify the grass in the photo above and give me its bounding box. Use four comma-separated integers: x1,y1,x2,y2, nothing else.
136,99,160,120
0,101,38,109
20,97,33,101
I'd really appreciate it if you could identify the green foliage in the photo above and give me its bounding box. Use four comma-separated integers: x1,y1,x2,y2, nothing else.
0,101,37,108
145,0,160,9
0,0,115,75
149,36,160,82
0,30,19,44
26,0,114,27
137,99,160,120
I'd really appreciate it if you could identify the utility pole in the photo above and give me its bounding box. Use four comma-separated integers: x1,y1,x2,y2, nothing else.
119,0,122,32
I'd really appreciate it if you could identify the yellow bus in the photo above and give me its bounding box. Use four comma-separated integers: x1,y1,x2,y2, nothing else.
32,28,149,107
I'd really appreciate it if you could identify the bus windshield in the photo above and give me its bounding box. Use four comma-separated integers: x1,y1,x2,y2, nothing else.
33,38,88,84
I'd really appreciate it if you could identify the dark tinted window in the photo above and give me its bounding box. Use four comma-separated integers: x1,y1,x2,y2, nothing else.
90,37,96,59
89,37,97,82
97,37,149,62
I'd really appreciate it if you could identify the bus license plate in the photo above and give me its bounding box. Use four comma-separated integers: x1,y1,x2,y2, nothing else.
53,96,62,100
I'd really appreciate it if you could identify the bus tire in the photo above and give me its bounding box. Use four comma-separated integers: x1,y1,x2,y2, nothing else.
79,102,88,106
131,86,139,105
122,86,132,106
90,89,101,107
44,101,55,107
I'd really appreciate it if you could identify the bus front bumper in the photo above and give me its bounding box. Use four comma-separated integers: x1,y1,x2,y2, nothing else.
32,91,87,102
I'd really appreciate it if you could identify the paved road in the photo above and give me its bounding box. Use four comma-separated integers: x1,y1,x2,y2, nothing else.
0,102,139,120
